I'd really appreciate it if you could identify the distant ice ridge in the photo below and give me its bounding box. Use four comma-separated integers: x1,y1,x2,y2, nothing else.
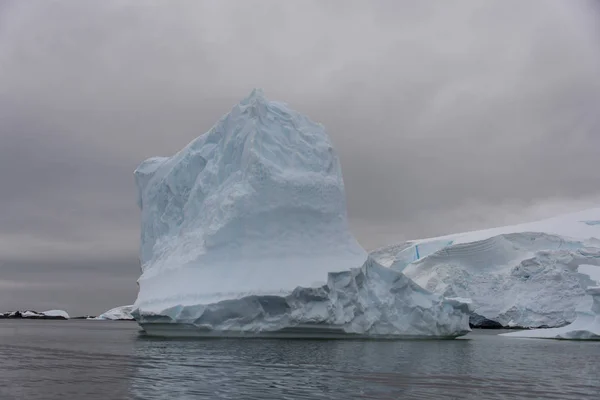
95,305,134,321
132,89,471,338
0,309,70,319
370,208,600,328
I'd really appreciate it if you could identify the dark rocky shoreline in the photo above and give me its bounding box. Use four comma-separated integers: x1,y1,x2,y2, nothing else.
0,311,67,320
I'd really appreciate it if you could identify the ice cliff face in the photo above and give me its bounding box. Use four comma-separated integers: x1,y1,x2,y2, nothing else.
371,209,600,328
501,286,600,340
134,258,471,338
132,90,471,337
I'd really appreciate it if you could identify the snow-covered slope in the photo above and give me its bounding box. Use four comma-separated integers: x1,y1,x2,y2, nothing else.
132,90,471,338
370,209,600,328
371,208,600,270
501,286,600,340
423,208,600,244
95,305,134,321
369,242,412,268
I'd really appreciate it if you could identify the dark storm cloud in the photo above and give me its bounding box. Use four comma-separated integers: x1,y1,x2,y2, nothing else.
1,0,599,314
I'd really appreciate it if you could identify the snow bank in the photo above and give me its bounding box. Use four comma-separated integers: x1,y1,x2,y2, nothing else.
501,286,600,340
41,310,70,319
132,90,471,338
410,208,600,247
370,209,600,328
95,305,134,320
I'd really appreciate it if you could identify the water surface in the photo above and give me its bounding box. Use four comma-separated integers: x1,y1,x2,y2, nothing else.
0,320,598,399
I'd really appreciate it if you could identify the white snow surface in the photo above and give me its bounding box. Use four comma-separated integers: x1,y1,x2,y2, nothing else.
96,305,134,320
370,208,600,328
372,208,600,270
501,286,600,340
41,310,70,319
22,311,38,317
132,90,471,337
414,208,600,246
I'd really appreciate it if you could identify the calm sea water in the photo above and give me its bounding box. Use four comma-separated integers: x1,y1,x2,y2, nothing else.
0,320,598,399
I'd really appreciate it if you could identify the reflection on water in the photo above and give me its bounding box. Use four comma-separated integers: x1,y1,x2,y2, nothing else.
1,320,599,399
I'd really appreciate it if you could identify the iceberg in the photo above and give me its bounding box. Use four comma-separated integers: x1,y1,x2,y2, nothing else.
40,309,70,319
501,286,600,340
132,89,471,338
370,209,600,328
95,305,134,321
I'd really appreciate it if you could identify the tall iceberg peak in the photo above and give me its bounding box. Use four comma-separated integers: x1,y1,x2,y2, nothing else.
132,90,471,338
134,89,366,311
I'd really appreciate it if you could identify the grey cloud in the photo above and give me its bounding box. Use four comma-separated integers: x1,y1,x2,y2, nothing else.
0,0,599,313
0,257,139,316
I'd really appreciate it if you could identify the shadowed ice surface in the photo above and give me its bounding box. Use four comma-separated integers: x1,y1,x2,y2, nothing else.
1,320,599,399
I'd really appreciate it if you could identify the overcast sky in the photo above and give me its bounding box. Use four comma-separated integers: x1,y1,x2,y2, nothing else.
1,0,599,316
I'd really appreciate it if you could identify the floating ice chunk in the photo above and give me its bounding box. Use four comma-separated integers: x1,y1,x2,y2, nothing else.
41,310,70,319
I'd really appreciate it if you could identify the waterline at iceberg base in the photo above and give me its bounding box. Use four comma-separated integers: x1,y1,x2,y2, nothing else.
131,89,471,338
